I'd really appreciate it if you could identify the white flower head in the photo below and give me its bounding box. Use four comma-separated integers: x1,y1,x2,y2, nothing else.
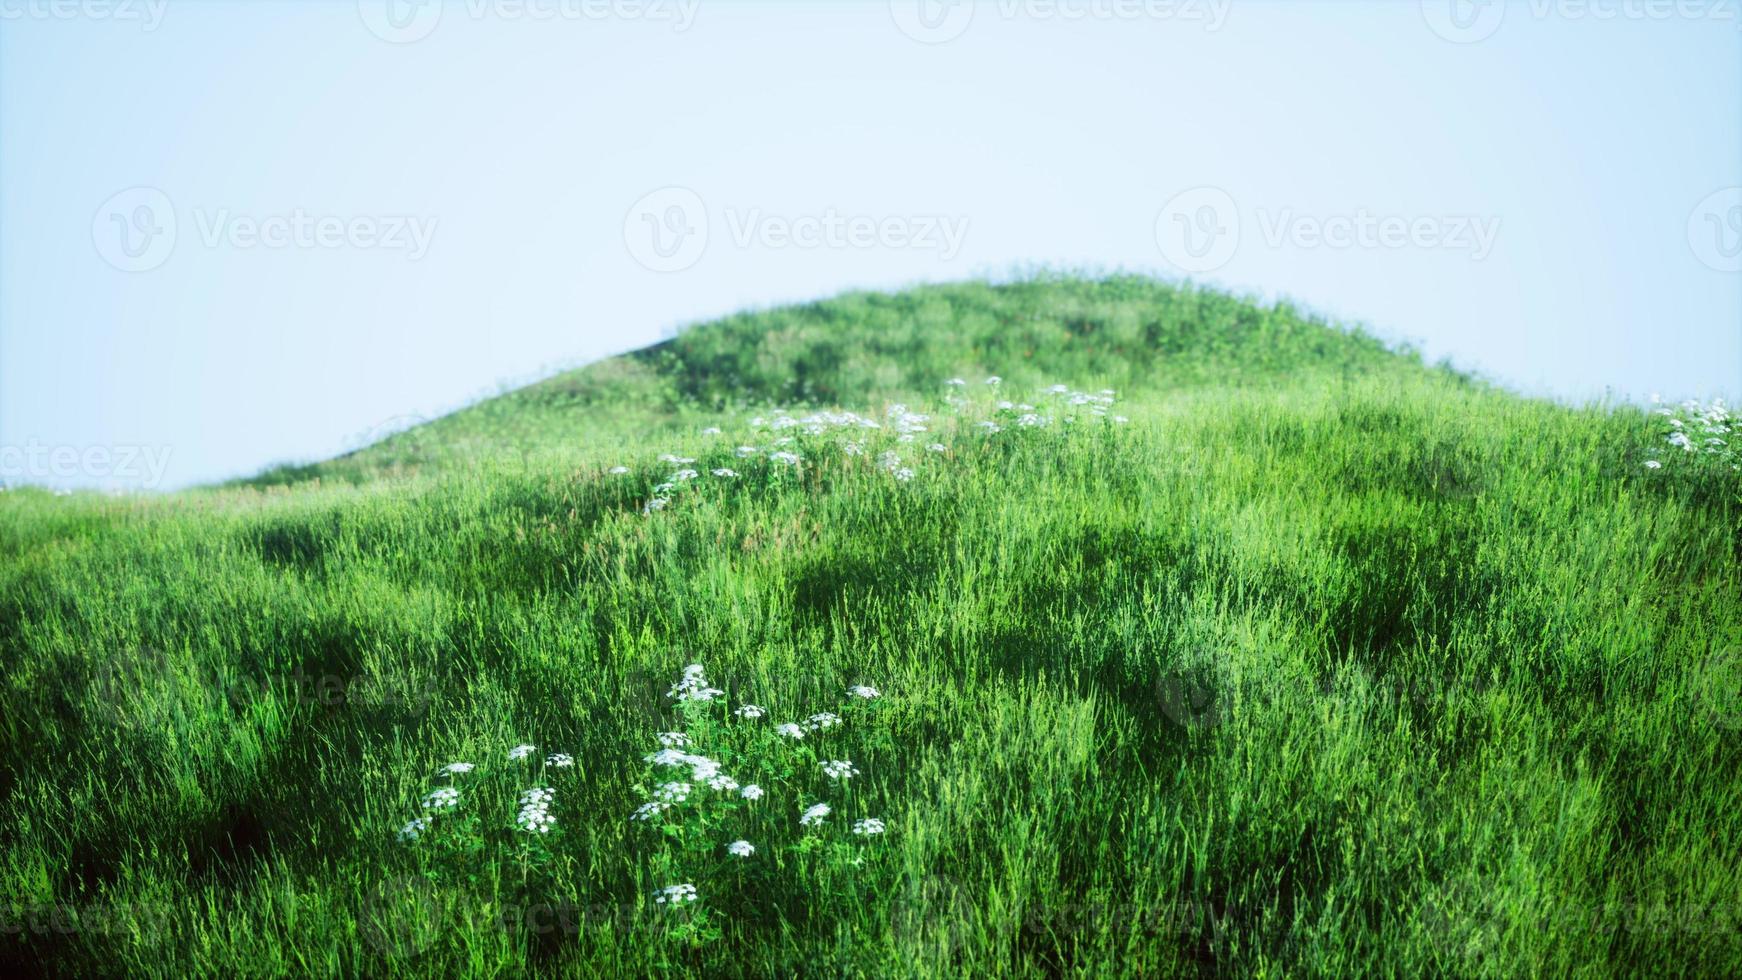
734,703,766,719
657,731,690,748
821,759,860,781
516,806,556,834
399,817,433,841
656,781,692,803
852,817,886,836
608,465,629,474
632,800,671,821
422,787,460,810
946,378,966,387
848,685,880,700
727,839,755,858
546,753,574,768
806,712,842,732
654,883,698,905
712,468,738,478
645,748,690,767
740,784,764,801
441,762,475,775
508,744,537,761
985,376,1002,386
799,803,831,827
775,723,806,740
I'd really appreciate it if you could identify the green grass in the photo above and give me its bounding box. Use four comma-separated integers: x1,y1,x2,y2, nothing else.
2,274,1739,977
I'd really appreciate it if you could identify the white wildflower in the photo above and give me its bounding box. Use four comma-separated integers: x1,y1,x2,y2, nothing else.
806,712,842,731
632,801,671,821
654,883,698,905
775,723,806,740
545,753,574,768
399,817,433,841
608,466,629,474
848,685,880,699
657,731,690,748
734,704,765,719
821,759,860,781
656,781,692,803
727,839,754,857
740,784,764,801
799,803,831,827
422,787,460,809
712,468,738,478
852,817,886,836
508,744,537,761
441,762,475,775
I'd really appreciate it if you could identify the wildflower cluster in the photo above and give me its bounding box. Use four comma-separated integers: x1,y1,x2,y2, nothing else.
630,661,891,922
631,376,1128,513
1643,396,1738,474
392,742,576,848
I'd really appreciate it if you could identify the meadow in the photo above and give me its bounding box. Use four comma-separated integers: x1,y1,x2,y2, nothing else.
1,275,1738,976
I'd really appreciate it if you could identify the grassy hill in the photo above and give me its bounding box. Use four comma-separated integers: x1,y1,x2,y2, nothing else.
2,275,1739,977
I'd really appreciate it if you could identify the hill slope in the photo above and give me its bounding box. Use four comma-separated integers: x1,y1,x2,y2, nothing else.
2,275,1739,977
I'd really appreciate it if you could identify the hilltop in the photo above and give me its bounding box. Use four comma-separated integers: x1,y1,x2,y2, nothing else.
1,275,1737,978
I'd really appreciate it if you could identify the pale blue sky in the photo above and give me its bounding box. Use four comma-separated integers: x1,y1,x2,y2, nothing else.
3,0,1739,489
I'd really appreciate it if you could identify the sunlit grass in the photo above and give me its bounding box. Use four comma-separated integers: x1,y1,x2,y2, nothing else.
1,275,1738,977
